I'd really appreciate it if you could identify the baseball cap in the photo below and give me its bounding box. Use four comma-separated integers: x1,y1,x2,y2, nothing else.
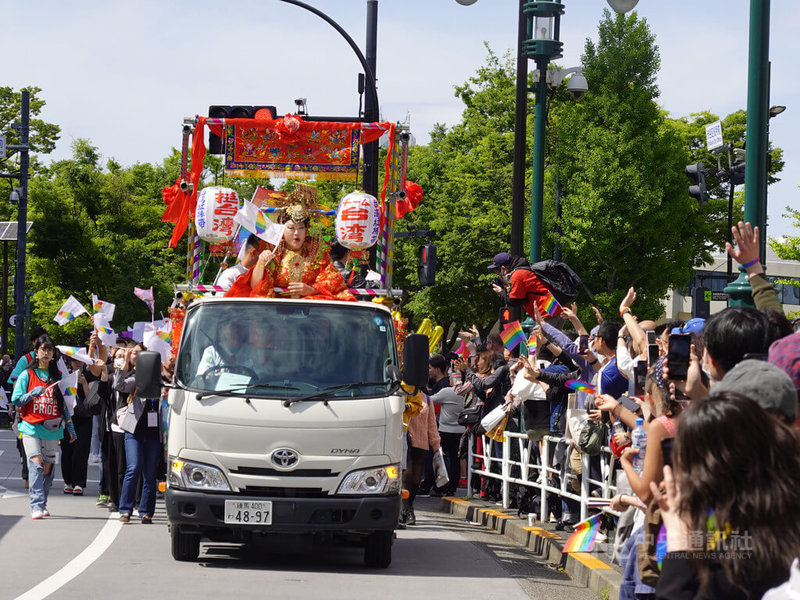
671,318,706,335
711,359,797,421
768,331,800,390
488,252,512,270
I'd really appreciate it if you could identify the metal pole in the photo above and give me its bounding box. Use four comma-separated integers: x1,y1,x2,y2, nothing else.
554,173,562,262
2,241,7,355
14,91,29,360
727,179,734,281
744,0,769,261
725,0,769,307
529,61,549,264
510,0,528,258
363,0,379,198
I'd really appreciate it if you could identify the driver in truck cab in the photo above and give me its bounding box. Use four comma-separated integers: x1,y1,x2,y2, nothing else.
195,319,255,378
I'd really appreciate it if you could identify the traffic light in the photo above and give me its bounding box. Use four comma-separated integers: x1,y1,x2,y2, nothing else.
418,244,436,287
692,286,711,319
207,105,277,154
498,305,521,330
685,162,708,205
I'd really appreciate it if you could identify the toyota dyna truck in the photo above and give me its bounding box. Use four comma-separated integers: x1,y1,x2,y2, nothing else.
135,296,426,568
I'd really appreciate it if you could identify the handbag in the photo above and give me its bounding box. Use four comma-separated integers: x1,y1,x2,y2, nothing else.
83,381,103,416
458,404,481,426
480,403,509,432
432,448,449,489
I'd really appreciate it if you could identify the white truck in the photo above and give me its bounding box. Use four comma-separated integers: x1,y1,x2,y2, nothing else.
136,296,426,568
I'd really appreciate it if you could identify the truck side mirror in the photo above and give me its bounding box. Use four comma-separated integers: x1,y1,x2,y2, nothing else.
402,334,429,388
136,351,163,398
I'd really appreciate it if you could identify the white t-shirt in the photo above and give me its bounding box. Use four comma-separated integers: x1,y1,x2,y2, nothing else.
216,264,248,290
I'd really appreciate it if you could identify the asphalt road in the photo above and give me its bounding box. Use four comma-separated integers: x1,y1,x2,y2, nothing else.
0,429,599,600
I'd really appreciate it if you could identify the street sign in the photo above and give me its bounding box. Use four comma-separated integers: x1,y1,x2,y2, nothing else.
0,134,5,159
705,120,723,152
704,290,712,302
711,291,728,301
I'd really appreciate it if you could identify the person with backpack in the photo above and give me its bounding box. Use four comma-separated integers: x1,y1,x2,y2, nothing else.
11,334,76,519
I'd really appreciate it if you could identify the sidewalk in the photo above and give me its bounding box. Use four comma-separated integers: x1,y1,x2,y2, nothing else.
438,495,624,600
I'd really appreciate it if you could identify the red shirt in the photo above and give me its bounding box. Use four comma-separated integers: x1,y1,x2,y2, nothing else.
509,269,563,319
20,369,61,425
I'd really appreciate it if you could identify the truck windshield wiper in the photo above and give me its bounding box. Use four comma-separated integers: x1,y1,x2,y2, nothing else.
196,382,298,401
283,381,389,407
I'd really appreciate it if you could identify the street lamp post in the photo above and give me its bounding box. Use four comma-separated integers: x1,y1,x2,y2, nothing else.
724,0,771,307
522,1,564,264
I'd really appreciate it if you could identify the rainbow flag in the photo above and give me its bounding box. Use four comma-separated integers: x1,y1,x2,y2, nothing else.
562,514,602,553
500,321,528,353
542,292,560,317
565,379,596,394
527,334,538,356
456,339,470,360
53,295,88,326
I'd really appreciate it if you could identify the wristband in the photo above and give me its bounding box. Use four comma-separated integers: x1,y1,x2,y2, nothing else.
742,257,760,269
620,307,631,317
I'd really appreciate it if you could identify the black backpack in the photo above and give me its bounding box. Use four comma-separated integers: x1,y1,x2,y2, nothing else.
526,260,587,307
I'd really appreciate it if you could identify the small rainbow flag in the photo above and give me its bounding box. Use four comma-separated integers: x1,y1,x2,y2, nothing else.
565,379,596,394
562,514,602,553
95,325,113,335
500,321,528,353
456,339,470,360
542,292,560,317
157,330,173,344
527,334,538,356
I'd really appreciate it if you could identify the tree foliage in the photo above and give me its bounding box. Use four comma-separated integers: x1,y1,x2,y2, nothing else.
0,86,61,177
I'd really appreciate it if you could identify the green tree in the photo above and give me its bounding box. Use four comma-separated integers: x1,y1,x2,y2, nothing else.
0,86,61,179
395,48,520,345
549,11,743,319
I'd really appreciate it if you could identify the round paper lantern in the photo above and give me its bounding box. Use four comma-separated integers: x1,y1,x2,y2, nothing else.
335,191,381,250
195,186,240,243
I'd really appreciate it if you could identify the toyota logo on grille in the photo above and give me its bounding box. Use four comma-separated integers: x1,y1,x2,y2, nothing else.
271,449,298,469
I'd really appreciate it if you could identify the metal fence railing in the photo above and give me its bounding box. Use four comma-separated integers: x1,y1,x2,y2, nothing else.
466,431,623,523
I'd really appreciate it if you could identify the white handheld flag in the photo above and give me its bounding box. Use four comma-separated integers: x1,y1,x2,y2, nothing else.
233,200,285,247
134,287,155,315
54,296,88,326
58,370,80,413
94,314,118,347
57,345,94,366
91,294,116,321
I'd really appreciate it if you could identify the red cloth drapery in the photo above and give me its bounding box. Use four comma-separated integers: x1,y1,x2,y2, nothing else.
163,116,395,248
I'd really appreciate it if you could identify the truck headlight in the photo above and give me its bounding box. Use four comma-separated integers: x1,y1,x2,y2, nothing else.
337,465,400,495
169,457,231,492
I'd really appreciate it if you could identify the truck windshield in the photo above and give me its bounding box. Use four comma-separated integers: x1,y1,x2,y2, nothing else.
176,301,398,399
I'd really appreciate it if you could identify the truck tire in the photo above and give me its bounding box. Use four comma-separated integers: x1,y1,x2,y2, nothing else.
171,527,201,561
364,530,393,568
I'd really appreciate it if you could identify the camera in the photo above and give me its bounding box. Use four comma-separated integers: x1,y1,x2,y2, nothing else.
567,74,589,100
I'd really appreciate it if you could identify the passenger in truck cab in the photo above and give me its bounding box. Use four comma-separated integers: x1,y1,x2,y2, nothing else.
195,319,255,378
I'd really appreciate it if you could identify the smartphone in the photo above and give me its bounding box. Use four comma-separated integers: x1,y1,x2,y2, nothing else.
634,361,647,396
648,344,659,366
667,334,691,381
579,334,589,354
646,330,656,345
661,438,674,468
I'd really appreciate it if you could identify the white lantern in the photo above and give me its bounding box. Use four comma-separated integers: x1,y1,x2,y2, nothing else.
335,191,381,250
195,186,240,243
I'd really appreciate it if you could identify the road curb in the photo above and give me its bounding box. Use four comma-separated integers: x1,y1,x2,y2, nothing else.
439,496,623,600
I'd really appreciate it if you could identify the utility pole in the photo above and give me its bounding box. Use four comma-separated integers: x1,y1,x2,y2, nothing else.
13,91,30,359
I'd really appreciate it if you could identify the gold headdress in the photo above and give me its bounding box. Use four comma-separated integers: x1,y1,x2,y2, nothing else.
272,182,319,222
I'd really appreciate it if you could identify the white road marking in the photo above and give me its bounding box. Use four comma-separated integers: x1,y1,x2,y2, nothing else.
14,513,123,600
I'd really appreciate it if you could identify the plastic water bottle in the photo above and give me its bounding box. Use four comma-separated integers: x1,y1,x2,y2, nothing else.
631,418,647,475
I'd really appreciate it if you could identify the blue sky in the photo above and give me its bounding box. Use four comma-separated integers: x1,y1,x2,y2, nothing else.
5,0,799,237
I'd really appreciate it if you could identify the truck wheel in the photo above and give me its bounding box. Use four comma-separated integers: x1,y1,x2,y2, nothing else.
171,527,200,561
364,530,393,568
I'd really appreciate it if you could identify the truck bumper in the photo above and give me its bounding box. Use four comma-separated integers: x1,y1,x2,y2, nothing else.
166,488,400,536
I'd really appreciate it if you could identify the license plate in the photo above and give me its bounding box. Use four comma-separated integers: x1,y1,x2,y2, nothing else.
224,500,272,525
